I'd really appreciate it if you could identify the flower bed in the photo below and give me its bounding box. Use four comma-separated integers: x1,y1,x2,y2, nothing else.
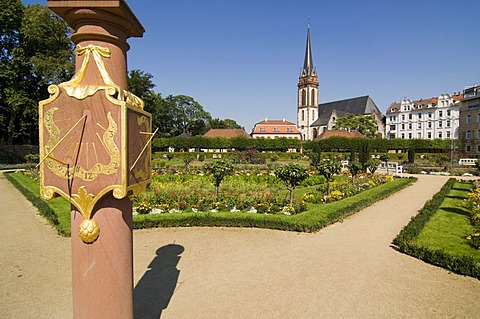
132,169,395,215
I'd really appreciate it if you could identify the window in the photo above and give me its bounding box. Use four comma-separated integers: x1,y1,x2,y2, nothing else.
408,114,412,120
418,113,422,119
408,133,412,139
273,127,280,132
417,122,421,129
447,110,451,117
402,114,405,121
401,124,405,130
478,113,480,122
477,145,480,153
259,127,266,132
446,120,450,127
417,132,422,139
466,130,472,139
301,110,305,121
287,127,293,133
401,133,405,139
408,123,412,130
438,132,442,139
439,111,443,118
428,122,432,129
390,125,395,130
301,89,306,106
466,145,471,152
467,115,472,124
427,132,432,139
438,121,442,128
428,112,432,118
312,110,315,119
477,129,480,139
446,131,450,138
310,89,315,106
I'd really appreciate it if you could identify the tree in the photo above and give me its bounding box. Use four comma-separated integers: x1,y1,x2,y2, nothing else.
358,140,370,172
315,159,341,196
0,2,74,145
333,113,379,138
275,164,309,206
209,118,244,130
203,160,234,199
348,161,362,183
366,158,381,174
165,95,212,136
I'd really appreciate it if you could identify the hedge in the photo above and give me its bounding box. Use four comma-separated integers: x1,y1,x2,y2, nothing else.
154,136,458,153
392,178,480,279
133,177,415,232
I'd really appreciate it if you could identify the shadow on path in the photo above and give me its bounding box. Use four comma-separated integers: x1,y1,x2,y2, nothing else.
134,244,184,319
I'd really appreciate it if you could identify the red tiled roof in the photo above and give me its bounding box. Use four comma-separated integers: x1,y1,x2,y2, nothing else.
203,129,250,138
251,119,301,135
317,130,364,140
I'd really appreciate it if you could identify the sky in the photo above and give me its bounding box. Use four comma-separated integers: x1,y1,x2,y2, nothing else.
22,0,480,132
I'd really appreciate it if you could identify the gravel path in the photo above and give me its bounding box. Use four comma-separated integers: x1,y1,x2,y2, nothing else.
1,173,480,318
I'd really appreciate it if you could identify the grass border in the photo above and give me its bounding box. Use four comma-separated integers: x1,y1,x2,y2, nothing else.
133,177,416,232
3,172,68,236
4,171,415,235
392,178,480,279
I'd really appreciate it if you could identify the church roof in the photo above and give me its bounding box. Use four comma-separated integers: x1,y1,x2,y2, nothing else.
311,95,381,127
203,129,250,138
301,24,315,76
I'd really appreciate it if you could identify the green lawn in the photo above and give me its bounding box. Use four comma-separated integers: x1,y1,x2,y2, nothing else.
413,182,480,261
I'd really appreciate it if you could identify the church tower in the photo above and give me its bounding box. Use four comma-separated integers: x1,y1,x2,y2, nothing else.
297,24,319,140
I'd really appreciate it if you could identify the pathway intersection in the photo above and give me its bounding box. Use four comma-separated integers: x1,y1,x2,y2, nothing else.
1,173,479,318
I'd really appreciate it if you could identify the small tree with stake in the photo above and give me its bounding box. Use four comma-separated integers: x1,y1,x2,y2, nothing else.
315,159,341,196
203,160,234,199
275,164,309,206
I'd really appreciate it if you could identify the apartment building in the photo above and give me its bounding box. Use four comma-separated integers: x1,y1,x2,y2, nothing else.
385,93,462,140
458,85,480,153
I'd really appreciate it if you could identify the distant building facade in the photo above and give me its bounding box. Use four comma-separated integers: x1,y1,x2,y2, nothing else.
310,95,384,138
458,85,480,153
296,26,383,140
297,25,319,141
385,93,462,140
251,119,302,139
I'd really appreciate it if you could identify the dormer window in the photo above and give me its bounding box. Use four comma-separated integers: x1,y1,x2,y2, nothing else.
259,127,266,132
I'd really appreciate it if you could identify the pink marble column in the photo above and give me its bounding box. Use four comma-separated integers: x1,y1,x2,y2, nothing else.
47,1,144,318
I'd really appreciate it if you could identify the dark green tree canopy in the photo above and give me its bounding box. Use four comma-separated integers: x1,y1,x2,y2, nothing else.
0,1,74,145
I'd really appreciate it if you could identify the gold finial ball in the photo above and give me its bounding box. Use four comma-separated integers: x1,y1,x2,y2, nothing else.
78,219,100,244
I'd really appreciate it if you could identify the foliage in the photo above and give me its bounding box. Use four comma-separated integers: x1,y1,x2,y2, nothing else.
133,177,414,232
366,158,381,174
165,95,212,136
4,172,70,236
357,140,370,172
203,160,234,199
393,179,480,279
347,161,362,182
209,118,244,130
0,1,74,144
275,164,309,206
333,113,379,138
6,169,414,235
315,158,341,195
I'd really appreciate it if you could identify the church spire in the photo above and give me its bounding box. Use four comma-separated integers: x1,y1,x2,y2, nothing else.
302,23,315,76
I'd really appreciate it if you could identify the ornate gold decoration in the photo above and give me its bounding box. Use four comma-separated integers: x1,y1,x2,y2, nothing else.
43,108,120,181
72,186,99,243
39,43,151,244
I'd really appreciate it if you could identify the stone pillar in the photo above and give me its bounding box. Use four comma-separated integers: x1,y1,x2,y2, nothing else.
47,1,144,318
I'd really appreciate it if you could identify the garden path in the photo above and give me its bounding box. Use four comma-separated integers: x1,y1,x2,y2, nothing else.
1,173,480,318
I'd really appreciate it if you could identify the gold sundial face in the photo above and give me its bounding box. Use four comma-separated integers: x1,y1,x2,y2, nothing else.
40,88,122,199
